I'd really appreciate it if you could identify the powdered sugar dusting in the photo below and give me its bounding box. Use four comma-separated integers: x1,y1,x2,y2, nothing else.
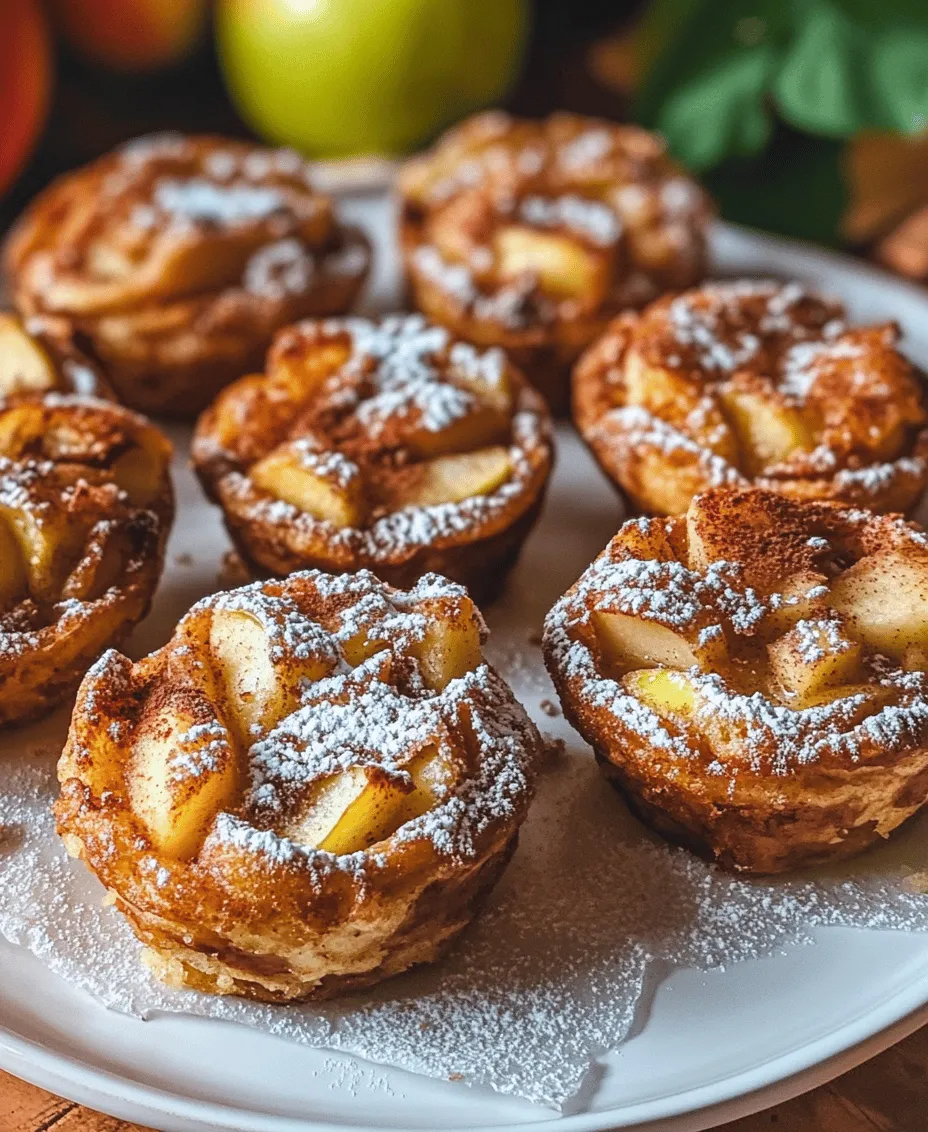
519,194,622,246
148,178,287,227
545,513,928,775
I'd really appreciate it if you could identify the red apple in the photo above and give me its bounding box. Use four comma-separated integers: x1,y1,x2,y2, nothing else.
0,0,51,197
50,0,208,71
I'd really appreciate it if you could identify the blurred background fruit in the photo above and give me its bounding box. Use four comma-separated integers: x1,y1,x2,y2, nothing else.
1,0,52,198
216,0,530,158
49,0,208,72
6,0,928,281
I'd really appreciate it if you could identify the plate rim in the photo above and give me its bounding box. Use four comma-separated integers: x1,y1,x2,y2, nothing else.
2,958,928,1132
3,218,928,1132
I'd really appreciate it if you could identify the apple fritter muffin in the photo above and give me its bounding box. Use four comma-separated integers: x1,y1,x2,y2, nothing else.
0,312,112,400
544,486,928,873
399,111,712,413
56,569,543,1001
192,314,554,604
4,133,371,417
0,393,173,727
574,280,928,516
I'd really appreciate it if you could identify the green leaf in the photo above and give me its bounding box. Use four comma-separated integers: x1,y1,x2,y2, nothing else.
773,0,928,136
772,2,865,136
635,0,928,176
657,44,777,169
636,0,790,170
870,28,928,133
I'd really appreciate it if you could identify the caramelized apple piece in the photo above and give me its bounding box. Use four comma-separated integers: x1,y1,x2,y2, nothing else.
410,597,484,690
623,353,737,461
767,617,862,705
830,550,928,659
286,747,450,854
760,571,831,638
0,517,27,610
266,339,351,400
128,700,239,860
0,402,46,457
209,606,334,742
0,315,57,395
448,344,513,414
0,501,94,604
250,442,366,528
594,610,727,673
401,447,511,507
624,667,697,717
407,403,510,459
494,226,607,301
109,438,171,507
719,385,812,474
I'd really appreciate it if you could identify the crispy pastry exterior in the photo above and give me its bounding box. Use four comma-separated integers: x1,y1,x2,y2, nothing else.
56,569,544,1001
573,280,928,516
192,314,554,605
0,393,173,727
398,111,712,414
544,487,928,873
4,133,370,417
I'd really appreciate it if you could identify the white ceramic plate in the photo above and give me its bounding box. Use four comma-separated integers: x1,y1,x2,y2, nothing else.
2,210,928,1132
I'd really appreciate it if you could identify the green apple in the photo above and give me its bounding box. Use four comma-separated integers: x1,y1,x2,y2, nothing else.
217,0,529,158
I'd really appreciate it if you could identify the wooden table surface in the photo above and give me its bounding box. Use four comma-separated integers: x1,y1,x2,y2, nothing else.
3,1021,927,1131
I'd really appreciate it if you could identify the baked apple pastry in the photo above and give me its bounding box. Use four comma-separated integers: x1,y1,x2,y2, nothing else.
574,280,928,515
4,133,370,417
0,393,172,727
56,569,543,1000
0,312,112,400
192,314,553,604
399,111,712,413
544,486,928,873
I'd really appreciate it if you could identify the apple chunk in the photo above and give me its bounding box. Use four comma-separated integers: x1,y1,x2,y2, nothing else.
0,517,26,610
830,550,928,659
410,597,484,690
128,700,239,861
250,441,365,528
768,617,862,705
718,386,812,474
494,226,607,301
400,447,511,507
594,610,726,673
286,748,450,854
759,571,831,638
209,606,334,742
109,434,171,507
623,352,737,461
407,401,510,459
0,499,95,604
0,314,58,395
624,667,697,718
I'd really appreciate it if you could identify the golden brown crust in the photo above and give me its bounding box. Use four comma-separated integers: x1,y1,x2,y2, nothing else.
55,569,543,1000
5,133,370,418
192,315,554,605
573,281,928,516
0,393,173,727
399,111,712,414
543,487,928,873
